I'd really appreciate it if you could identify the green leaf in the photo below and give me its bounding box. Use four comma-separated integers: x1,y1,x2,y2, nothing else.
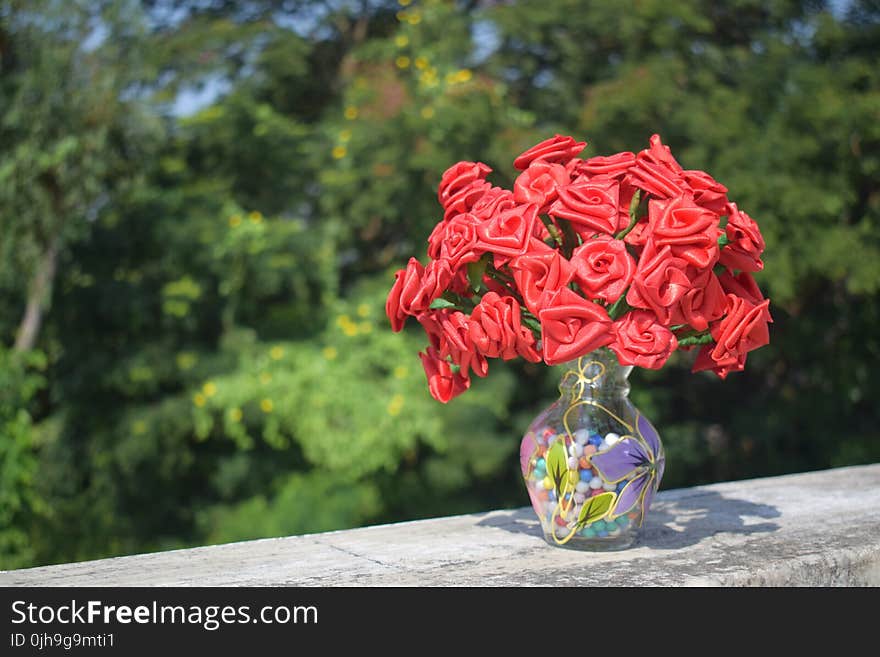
545,441,569,497
466,256,488,293
428,298,457,310
577,491,616,526
718,234,731,248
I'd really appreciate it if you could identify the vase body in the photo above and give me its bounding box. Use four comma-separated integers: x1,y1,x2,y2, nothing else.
520,347,665,550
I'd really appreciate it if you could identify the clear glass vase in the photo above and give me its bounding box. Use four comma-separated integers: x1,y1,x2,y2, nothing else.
520,347,665,550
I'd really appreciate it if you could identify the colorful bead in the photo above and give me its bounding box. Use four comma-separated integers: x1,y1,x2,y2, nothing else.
575,481,590,494
588,477,603,490
542,476,553,490
604,432,621,446
579,469,592,482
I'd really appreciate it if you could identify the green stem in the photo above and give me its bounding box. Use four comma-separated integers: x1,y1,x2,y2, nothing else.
614,190,643,241
677,333,714,346
606,290,633,320
557,218,579,259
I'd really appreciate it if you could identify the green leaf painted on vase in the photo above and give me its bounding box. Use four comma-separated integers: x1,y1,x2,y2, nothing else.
545,441,569,497
577,491,616,527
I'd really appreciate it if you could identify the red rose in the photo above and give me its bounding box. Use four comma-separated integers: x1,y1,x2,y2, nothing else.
513,134,586,171
548,177,623,237
420,309,488,379
386,258,453,332
630,134,685,199
625,244,692,325
438,161,491,206
718,270,770,320
569,152,636,180
442,180,492,221
692,293,772,379
610,310,678,369
538,287,614,365
432,212,485,268
682,169,729,214
719,203,765,273
470,186,516,220
648,194,721,270
667,267,727,331
386,258,424,332
570,236,636,303
468,292,541,362
513,162,569,209
419,346,470,403
475,203,539,260
509,244,575,315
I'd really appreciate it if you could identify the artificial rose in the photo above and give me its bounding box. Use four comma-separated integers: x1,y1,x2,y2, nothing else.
475,203,539,260
718,270,770,319
719,203,765,272
629,134,684,199
570,236,636,303
513,134,586,171
387,259,422,332
625,244,692,325
419,346,471,403
569,152,636,180
513,162,569,209
667,267,727,331
538,287,614,365
610,310,678,369
468,292,541,362
470,186,516,220
433,212,484,268
442,179,492,221
509,244,575,315
429,309,489,379
548,177,622,237
438,161,491,207
692,293,772,379
682,169,729,214
648,194,721,269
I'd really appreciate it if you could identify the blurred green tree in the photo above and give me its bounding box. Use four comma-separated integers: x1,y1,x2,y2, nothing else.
0,0,877,569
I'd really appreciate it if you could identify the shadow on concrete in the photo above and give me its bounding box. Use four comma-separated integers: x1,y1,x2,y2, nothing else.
476,490,781,550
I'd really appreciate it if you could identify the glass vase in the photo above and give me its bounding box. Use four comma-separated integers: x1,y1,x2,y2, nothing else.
520,347,665,550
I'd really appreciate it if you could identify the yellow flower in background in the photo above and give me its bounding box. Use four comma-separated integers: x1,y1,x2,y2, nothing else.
193,393,206,407
395,56,410,69
344,106,358,120
415,56,429,70
228,214,242,228
332,145,347,159
339,129,352,142
356,303,370,318
394,366,408,379
259,371,272,385
457,68,473,82
202,381,217,397
343,324,358,337
398,0,411,6
395,34,409,48
421,106,435,119
387,394,405,417
357,322,372,334
269,346,284,360
248,211,263,224
407,12,421,25
260,398,274,413
229,407,243,423
322,346,338,360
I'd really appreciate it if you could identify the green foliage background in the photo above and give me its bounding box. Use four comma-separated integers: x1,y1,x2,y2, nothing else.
0,0,878,568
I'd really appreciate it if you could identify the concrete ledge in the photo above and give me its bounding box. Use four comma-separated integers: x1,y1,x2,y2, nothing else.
2,464,879,587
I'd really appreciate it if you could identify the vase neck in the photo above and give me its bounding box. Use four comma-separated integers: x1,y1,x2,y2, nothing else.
558,347,631,400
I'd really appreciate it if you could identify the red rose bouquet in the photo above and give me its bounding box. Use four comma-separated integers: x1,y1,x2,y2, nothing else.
387,134,771,403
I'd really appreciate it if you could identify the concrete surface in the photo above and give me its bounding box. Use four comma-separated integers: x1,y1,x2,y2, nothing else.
2,464,879,586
